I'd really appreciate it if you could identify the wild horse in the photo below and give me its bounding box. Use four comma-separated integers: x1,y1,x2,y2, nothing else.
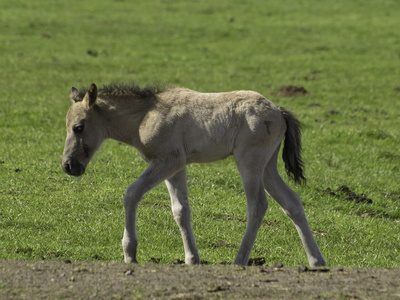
62,83,325,267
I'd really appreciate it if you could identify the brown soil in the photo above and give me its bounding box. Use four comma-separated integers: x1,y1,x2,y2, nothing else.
323,185,373,204
275,86,308,97
1,260,399,299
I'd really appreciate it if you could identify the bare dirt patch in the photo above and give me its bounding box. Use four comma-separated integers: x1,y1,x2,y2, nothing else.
1,260,399,299
323,185,373,204
275,86,308,97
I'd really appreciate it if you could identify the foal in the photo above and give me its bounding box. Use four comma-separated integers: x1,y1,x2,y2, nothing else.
62,83,325,267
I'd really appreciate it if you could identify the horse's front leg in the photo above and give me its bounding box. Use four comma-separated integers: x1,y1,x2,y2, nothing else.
122,158,185,263
165,168,200,265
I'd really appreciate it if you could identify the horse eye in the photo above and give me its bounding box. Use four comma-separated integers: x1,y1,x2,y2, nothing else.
73,125,84,134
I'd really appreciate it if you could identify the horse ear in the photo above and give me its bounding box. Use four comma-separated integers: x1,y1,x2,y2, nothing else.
83,83,97,107
70,87,80,102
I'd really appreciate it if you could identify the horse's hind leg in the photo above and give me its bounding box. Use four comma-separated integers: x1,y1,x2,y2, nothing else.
165,168,200,265
233,147,270,266
264,147,325,267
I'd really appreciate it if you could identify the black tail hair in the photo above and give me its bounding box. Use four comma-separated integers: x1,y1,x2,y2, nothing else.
280,107,306,185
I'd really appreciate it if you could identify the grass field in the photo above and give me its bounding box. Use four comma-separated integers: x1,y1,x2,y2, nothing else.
1,0,399,267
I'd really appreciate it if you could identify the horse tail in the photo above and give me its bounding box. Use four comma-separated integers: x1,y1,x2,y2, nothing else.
279,107,306,185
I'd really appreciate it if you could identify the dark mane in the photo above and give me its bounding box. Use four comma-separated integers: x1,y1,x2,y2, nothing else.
99,83,166,98
76,83,166,100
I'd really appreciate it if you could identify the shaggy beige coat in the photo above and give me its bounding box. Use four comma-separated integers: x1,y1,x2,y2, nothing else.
62,83,325,267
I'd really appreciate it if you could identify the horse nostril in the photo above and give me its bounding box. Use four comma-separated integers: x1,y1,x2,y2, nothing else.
62,159,85,176
63,162,72,175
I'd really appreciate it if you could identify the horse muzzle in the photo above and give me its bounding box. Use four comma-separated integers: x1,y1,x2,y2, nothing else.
62,158,86,177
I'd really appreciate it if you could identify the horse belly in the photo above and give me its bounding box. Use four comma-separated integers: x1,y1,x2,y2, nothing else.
185,145,232,164
184,127,234,164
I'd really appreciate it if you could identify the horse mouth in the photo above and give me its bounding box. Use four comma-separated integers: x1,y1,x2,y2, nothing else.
62,159,86,177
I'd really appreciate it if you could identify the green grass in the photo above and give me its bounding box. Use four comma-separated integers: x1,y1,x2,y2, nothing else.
1,0,399,267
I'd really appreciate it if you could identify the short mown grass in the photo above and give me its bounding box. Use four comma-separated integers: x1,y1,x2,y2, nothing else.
1,0,399,267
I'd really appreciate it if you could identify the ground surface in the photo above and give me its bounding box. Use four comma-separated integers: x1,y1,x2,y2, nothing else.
1,260,399,299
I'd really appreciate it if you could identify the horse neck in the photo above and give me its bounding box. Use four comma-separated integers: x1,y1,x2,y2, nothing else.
98,96,153,146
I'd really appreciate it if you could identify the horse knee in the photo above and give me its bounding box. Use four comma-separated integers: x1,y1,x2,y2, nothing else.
123,185,143,210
